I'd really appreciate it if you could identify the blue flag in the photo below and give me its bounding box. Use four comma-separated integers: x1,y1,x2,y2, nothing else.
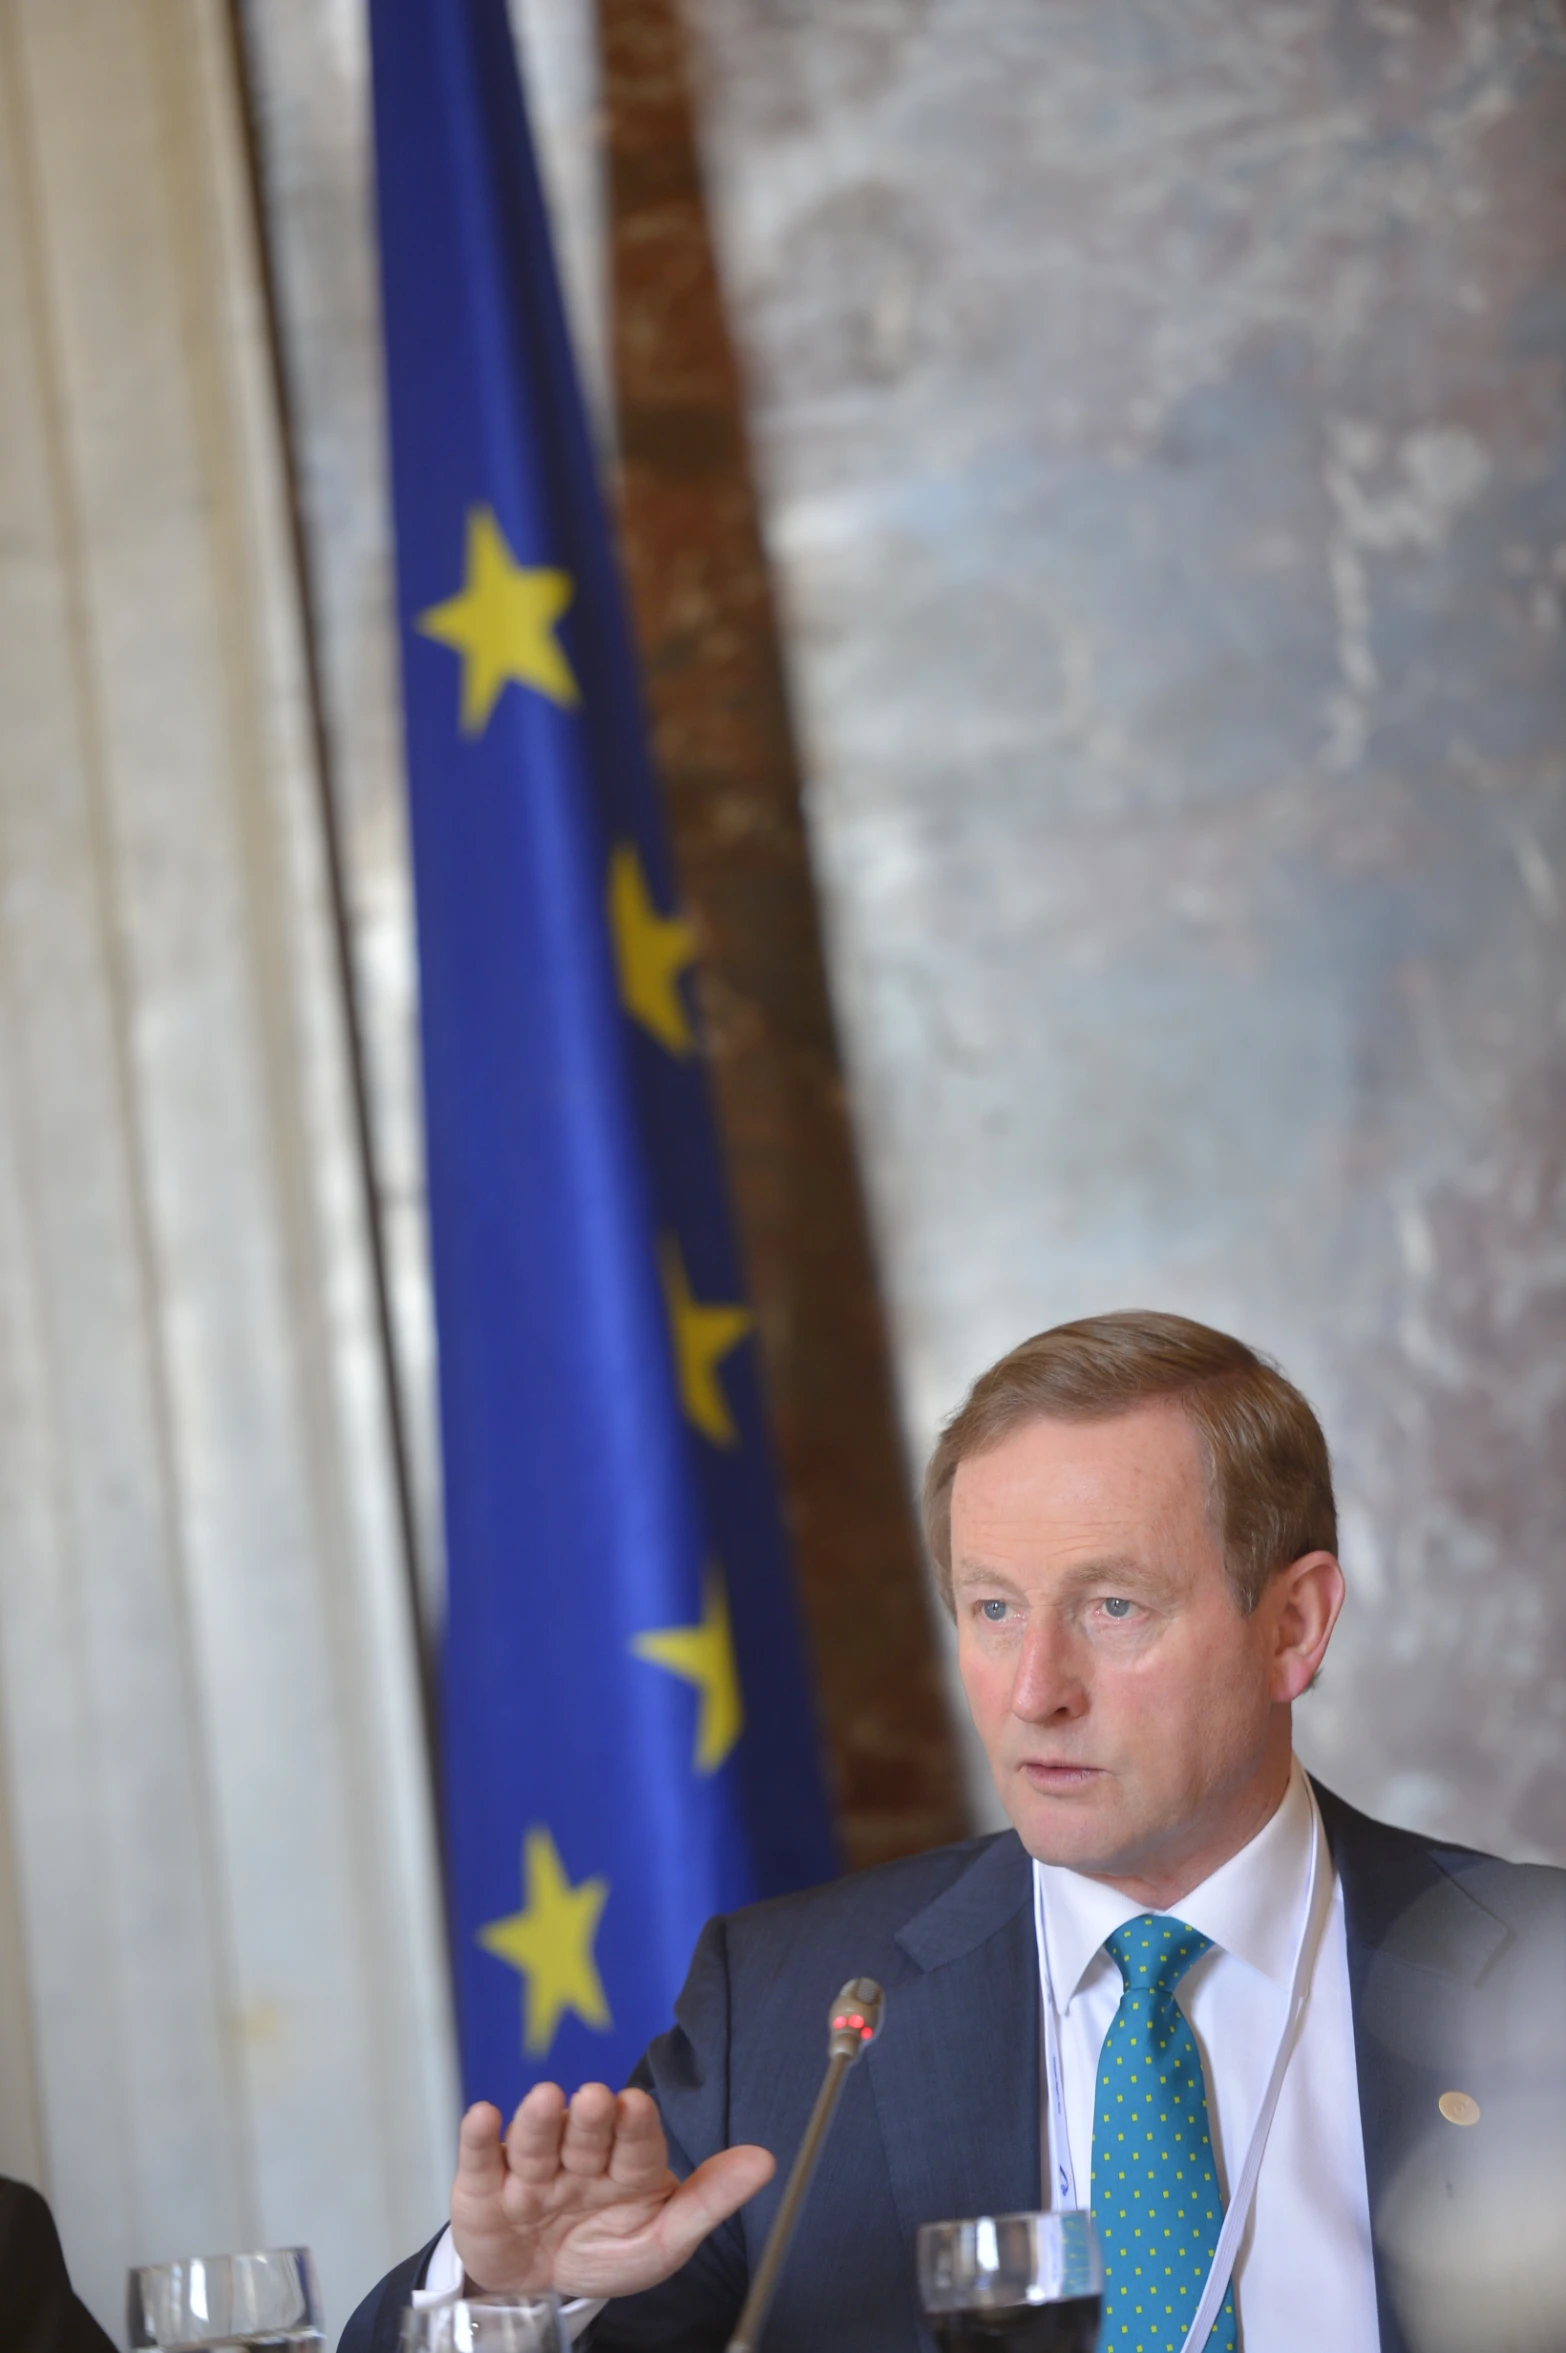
369,0,838,2112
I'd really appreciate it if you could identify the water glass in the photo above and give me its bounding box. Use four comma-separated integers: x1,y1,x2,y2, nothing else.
917,2210,1102,2351
127,2247,323,2349
400,2295,570,2353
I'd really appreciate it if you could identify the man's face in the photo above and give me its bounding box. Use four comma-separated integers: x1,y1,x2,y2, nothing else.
950,1403,1303,1897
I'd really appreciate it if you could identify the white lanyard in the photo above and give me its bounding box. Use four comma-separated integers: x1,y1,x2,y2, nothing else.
1033,1781,1330,2353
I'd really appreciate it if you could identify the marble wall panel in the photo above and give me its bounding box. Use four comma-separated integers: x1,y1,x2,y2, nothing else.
679,0,1566,1851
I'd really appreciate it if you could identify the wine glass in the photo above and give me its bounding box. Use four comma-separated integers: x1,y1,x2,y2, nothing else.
399,2295,570,2352
917,2210,1102,2351
127,2248,323,2349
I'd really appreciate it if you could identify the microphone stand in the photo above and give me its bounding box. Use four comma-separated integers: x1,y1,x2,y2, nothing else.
725,1977,884,2353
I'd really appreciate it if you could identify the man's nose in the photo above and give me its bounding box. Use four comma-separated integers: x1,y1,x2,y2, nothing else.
1009,1614,1087,1722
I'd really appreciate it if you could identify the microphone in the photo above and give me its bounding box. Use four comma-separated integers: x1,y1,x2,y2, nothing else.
725,1977,885,2353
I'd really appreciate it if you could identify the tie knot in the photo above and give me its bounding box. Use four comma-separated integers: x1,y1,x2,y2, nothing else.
1104,1913,1212,1994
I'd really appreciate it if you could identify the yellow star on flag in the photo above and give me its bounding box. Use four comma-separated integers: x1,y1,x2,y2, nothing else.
608,842,697,1056
417,506,579,733
631,1566,744,1773
477,1826,611,2057
660,1236,752,1448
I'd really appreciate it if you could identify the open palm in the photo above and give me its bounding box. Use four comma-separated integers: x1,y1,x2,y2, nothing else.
451,2082,775,2300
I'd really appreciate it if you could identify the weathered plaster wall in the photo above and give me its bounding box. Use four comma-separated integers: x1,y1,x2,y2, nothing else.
681,0,1566,1854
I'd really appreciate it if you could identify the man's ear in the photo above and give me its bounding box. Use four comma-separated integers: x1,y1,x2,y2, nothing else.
1268,1550,1345,1703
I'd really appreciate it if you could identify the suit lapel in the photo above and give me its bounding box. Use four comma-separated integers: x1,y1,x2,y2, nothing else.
869,1833,1041,2257
1314,1781,1512,2353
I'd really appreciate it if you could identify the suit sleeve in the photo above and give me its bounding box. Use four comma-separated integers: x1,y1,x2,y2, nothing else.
589,1912,752,2351
335,2231,447,2353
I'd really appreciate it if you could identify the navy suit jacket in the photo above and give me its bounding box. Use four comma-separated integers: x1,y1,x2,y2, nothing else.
0,2179,116,2353
341,1784,1566,2352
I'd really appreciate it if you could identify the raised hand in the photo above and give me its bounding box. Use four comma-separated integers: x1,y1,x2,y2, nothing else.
451,2083,775,2300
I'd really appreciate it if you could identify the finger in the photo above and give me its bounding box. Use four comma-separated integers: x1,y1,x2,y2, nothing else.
504,2081,569,2184
454,2102,508,2197
558,2082,619,2177
603,2088,674,2192
652,2144,776,2273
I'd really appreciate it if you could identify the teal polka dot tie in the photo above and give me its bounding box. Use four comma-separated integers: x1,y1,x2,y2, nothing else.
1090,1916,1237,2353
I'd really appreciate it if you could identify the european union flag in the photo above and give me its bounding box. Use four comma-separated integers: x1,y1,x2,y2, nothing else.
369,0,838,2113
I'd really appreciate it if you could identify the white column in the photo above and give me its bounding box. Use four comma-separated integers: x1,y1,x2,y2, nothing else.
0,0,456,2334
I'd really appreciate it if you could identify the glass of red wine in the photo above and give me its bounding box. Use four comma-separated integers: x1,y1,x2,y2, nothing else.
917,2210,1102,2351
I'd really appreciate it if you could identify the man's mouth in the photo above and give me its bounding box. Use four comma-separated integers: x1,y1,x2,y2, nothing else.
1019,1762,1104,1792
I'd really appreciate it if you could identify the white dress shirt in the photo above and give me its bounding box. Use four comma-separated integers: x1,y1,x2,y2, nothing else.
415,2230,600,2333
415,2232,462,2302
416,2232,603,2341
1035,1760,1380,2350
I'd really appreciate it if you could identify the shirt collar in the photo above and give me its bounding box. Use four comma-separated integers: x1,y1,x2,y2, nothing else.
1034,1757,1320,2006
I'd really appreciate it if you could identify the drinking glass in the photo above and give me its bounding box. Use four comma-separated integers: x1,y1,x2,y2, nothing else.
917,2210,1102,2352
399,2295,570,2353
127,2248,323,2349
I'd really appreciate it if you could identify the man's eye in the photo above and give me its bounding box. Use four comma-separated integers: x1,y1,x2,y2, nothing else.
1102,1597,1135,1620
980,1599,1010,1622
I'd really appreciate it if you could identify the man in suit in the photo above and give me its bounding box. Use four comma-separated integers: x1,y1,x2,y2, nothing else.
0,2177,117,2353
344,1312,1566,2353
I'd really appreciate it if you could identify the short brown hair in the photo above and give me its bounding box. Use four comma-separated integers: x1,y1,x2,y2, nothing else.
923,1310,1336,1615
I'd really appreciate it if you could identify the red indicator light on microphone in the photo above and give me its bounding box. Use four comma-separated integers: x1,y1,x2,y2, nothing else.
849,2014,864,2030
833,2015,847,2030
860,2025,873,2040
